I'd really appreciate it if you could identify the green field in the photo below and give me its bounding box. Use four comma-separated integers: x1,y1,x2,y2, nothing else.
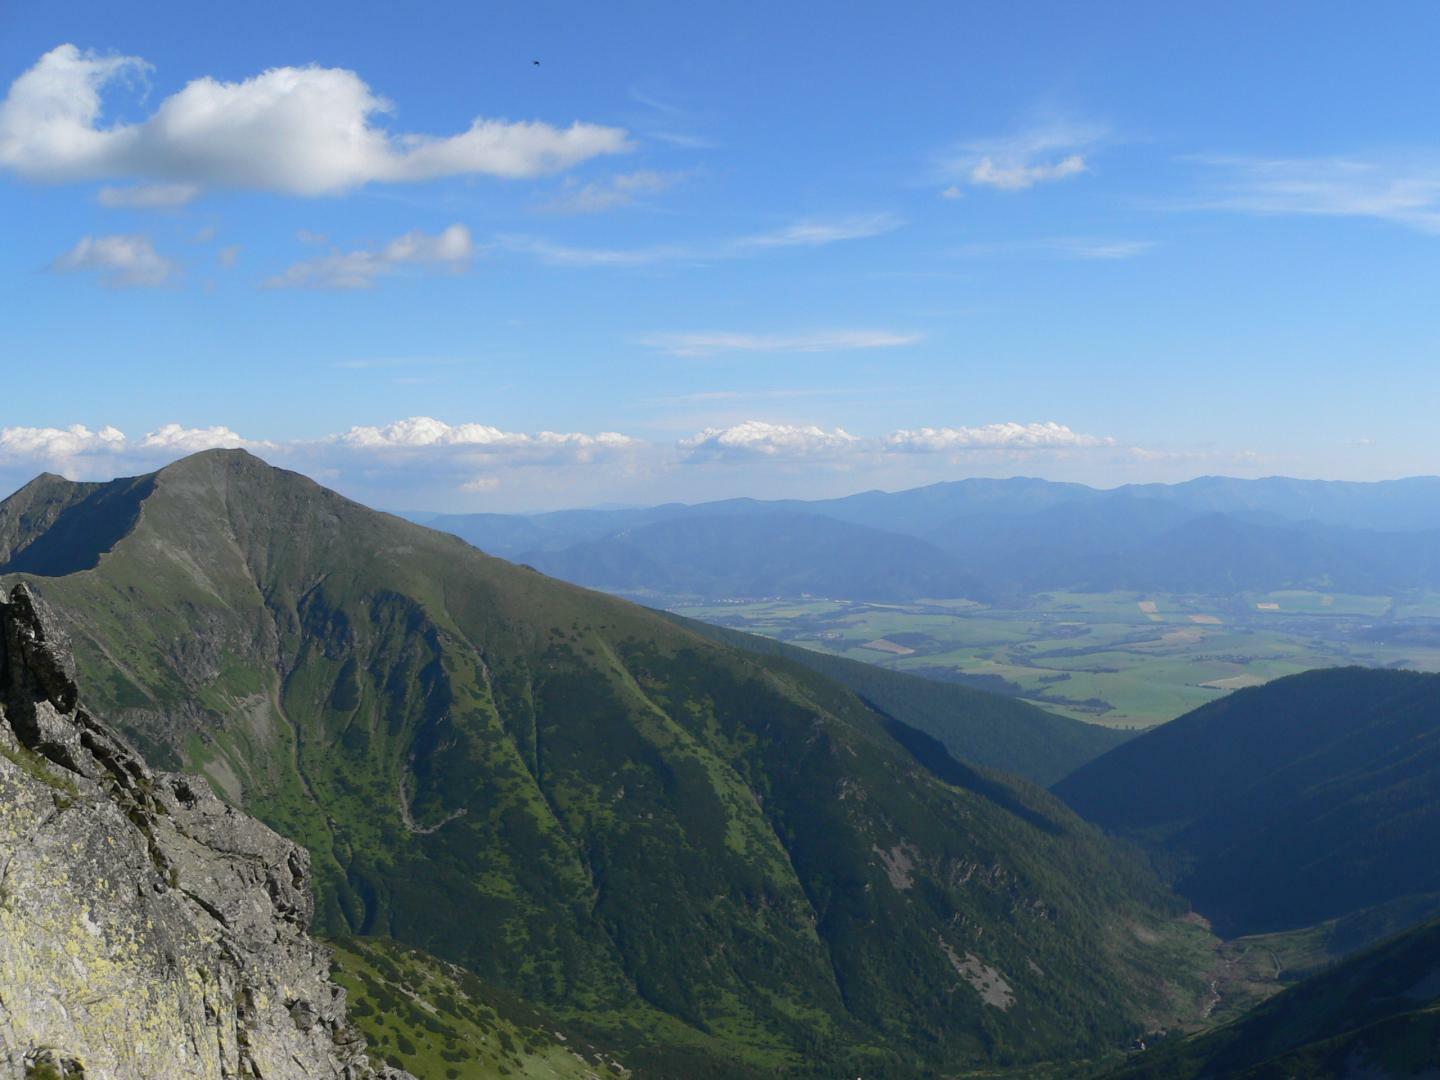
668,589,1440,729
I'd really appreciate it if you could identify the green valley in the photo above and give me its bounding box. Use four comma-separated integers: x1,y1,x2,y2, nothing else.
667,589,1440,729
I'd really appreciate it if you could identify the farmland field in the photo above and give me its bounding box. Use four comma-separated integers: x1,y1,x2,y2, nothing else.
663,589,1440,729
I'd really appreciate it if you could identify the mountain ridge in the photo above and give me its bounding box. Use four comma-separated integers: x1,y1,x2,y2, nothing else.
0,580,413,1080
0,449,1219,1075
1054,666,1440,936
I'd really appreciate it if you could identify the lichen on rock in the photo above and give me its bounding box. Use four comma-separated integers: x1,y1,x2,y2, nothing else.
0,583,413,1080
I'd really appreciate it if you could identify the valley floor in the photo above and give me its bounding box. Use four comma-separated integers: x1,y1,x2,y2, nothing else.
665,589,1440,728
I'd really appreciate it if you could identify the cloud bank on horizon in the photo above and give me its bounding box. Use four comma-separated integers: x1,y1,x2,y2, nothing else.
0,416,1154,509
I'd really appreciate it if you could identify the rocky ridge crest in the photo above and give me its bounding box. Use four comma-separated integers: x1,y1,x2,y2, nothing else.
0,583,412,1080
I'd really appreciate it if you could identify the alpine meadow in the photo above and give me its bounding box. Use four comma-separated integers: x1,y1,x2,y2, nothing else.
3,4,1440,1079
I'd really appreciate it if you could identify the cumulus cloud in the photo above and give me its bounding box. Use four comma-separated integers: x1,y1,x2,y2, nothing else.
678,419,1116,463
1184,154,1440,234
0,414,1130,511
0,423,127,465
0,44,631,196
138,423,253,452
52,233,178,287
638,329,922,357
939,121,1104,192
680,422,861,462
541,169,684,213
332,416,638,465
884,421,1115,452
0,422,254,477
264,223,474,289
0,416,643,500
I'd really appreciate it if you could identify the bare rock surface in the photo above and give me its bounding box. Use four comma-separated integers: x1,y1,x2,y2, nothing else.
0,583,412,1080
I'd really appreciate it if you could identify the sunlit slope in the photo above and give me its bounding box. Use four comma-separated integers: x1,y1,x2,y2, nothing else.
1,450,1212,1075
1055,667,1440,935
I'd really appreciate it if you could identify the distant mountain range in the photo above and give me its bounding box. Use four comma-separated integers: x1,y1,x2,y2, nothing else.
409,474,1440,600
1054,667,1440,937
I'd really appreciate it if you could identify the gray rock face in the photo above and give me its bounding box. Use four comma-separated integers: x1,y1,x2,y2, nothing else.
0,584,413,1080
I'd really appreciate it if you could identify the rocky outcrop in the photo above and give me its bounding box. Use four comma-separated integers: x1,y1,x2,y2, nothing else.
0,584,412,1080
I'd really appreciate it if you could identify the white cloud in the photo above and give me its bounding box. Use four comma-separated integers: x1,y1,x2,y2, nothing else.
638,329,922,357
138,423,254,452
217,244,240,268
542,169,684,213
680,422,861,461
52,233,177,287
264,223,474,289
0,423,127,465
1185,155,1440,234
503,236,687,267
884,422,1115,452
334,416,637,464
506,212,899,268
971,153,1086,190
954,237,1154,260
97,182,199,207
731,213,902,250
940,121,1104,192
0,416,642,498
1050,238,1153,260
681,419,1117,462
0,422,258,477
0,44,631,196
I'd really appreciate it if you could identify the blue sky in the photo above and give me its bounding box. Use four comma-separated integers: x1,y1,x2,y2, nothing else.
3,1,1439,510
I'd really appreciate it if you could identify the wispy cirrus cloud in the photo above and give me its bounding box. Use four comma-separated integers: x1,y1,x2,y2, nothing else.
937,120,1106,193
503,236,689,267
52,233,178,287
1183,154,1440,234
264,223,474,289
0,44,631,197
506,212,901,268
638,329,922,357
541,169,686,213
731,213,903,250
954,237,1155,260
97,182,199,208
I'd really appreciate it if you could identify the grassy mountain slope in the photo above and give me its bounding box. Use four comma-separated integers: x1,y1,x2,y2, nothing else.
523,511,989,602
671,614,1130,786
1054,668,1440,935
1106,916,1440,1078
330,936,628,1079
0,450,1214,1076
